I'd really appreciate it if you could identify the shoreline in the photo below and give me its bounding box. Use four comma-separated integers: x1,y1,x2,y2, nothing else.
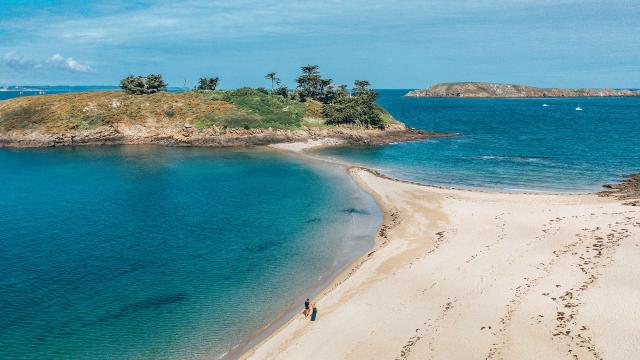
240,140,640,359
219,150,383,360
0,125,455,149
229,143,399,360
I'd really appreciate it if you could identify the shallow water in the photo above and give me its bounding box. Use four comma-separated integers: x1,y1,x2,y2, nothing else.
0,146,380,359
318,90,640,192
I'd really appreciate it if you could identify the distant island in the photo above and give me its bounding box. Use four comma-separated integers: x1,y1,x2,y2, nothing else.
0,66,449,148
405,82,640,98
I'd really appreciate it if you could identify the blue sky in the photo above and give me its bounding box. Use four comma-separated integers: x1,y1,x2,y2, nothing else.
0,0,638,88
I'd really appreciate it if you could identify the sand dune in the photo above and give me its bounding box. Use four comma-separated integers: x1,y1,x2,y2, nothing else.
243,167,640,359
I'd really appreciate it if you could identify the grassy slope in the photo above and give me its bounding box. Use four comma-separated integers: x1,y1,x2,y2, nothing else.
0,89,401,133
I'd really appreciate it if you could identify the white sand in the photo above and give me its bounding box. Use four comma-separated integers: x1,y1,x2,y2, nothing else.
242,166,640,359
269,138,344,152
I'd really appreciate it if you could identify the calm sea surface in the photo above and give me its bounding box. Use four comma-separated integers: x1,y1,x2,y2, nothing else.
319,90,640,192
0,146,380,359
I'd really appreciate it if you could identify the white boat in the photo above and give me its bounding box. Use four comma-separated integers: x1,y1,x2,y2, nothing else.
542,104,549,107
575,106,583,111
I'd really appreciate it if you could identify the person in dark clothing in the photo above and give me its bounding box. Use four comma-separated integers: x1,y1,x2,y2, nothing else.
304,298,310,317
310,303,318,321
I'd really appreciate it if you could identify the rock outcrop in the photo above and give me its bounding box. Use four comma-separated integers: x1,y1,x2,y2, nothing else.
405,82,640,98
599,174,640,206
0,123,450,148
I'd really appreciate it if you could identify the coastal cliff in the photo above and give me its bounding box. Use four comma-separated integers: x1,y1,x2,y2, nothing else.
0,90,448,148
405,82,640,98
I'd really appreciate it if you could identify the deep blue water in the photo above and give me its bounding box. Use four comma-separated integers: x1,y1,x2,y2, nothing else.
0,86,119,101
0,146,379,359
317,89,640,192
0,86,181,101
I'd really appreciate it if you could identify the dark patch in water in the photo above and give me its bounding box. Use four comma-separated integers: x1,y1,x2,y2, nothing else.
340,208,370,215
306,217,322,223
245,240,281,253
93,293,188,325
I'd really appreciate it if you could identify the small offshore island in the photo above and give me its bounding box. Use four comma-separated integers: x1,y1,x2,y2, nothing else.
0,66,448,148
405,82,640,98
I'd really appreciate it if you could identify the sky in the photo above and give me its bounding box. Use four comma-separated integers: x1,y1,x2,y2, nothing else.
0,0,638,88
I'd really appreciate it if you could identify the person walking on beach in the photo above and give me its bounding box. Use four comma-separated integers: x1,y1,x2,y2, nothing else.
310,303,318,321
304,298,310,317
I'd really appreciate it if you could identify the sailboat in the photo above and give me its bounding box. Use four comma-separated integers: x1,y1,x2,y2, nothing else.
576,105,583,111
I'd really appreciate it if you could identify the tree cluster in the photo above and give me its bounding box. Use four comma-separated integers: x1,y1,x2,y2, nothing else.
119,66,383,127
197,77,220,90
119,74,167,95
293,65,382,127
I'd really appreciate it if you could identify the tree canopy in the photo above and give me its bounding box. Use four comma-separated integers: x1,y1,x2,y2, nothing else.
264,72,279,91
197,77,220,90
294,65,382,127
323,80,382,127
295,64,330,102
120,74,167,95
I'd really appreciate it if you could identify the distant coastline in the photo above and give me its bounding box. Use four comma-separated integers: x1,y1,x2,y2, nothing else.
405,82,640,98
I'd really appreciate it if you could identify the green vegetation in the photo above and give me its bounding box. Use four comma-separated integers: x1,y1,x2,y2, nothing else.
197,76,220,90
194,87,307,129
0,66,399,133
120,74,167,95
224,88,306,128
293,66,384,127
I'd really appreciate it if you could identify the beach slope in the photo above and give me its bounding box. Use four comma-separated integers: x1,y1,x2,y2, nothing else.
244,168,640,359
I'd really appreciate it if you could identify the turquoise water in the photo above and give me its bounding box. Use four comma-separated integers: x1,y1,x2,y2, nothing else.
0,146,380,359
318,90,640,192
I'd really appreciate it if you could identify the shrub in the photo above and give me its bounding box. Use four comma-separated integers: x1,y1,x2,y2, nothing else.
195,110,260,129
273,85,289,98
223,87,306,129
322,80,382,127
304,99,323,118
119,76,145,95
323,96,382,128
120,74,167,95
197,77,219,90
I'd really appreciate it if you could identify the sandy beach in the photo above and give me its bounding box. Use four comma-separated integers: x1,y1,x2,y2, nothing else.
244,142,640,359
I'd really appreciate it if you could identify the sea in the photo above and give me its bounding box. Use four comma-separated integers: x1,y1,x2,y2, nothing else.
320,90,640,192
1,88,639,359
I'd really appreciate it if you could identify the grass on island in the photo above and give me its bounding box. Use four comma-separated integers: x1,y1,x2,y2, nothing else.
0,88,400,133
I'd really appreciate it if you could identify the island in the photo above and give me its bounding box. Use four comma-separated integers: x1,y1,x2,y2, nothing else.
405,82,640,98
0,67,452,148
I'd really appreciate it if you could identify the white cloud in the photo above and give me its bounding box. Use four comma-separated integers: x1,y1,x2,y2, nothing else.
48,53,95,72
1,52,42,71
1,52,95,73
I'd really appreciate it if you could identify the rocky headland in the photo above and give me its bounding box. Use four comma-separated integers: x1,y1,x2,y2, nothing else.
0,90,451,148
405,82,640,98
